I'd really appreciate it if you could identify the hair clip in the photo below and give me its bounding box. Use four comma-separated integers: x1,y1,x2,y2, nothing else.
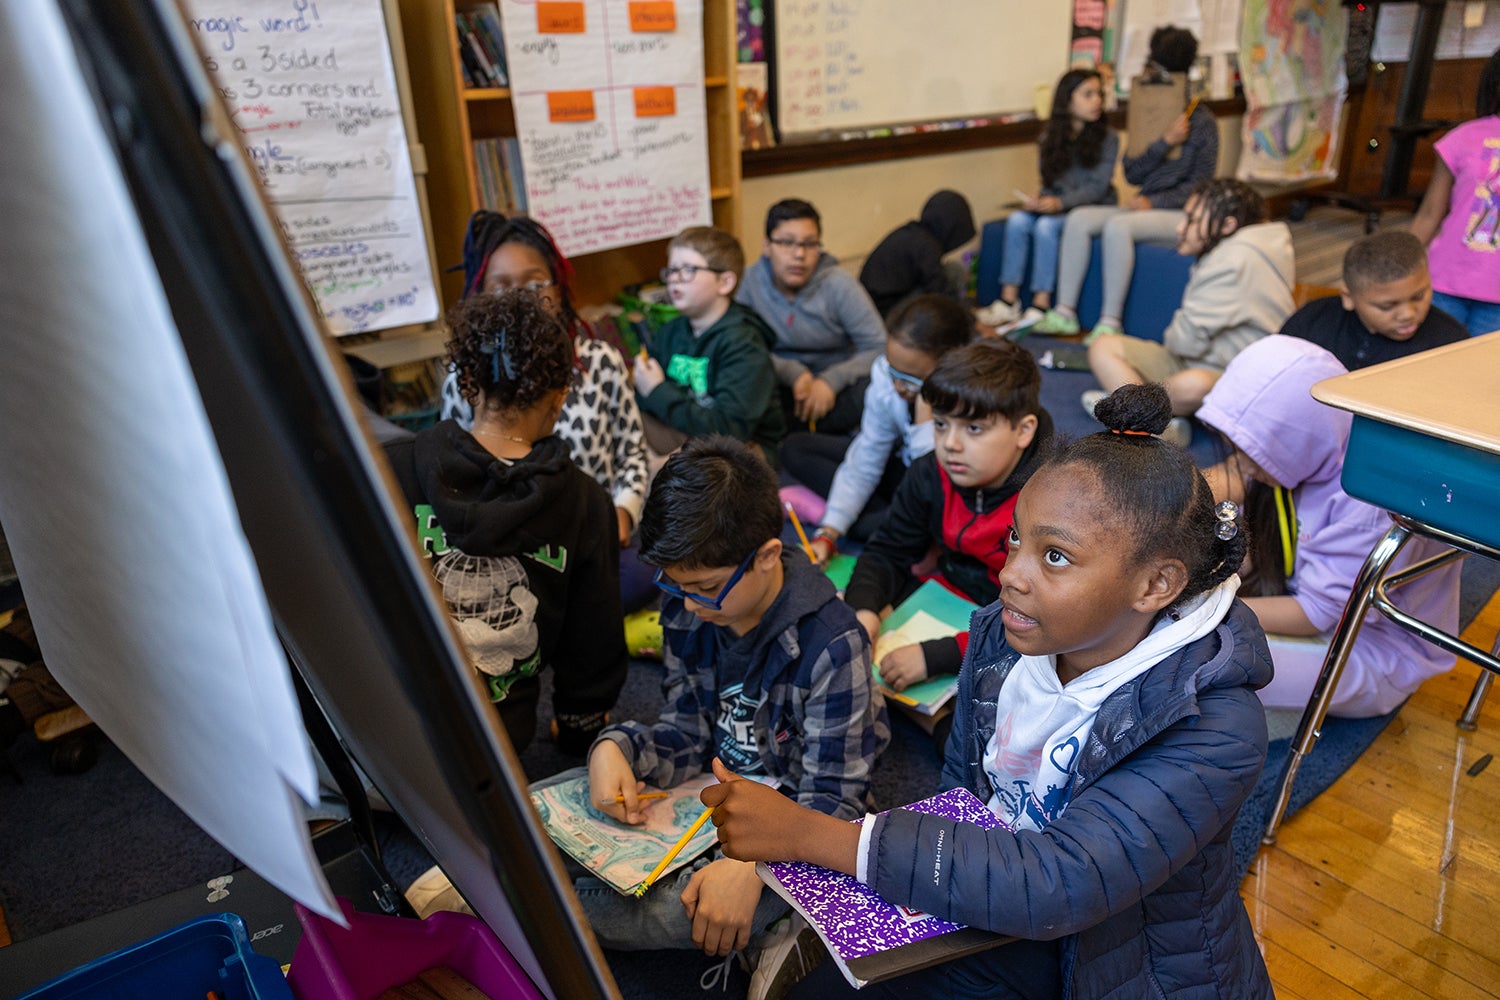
1108,428,1152,436
478,328,518,383
1215,500,1239,541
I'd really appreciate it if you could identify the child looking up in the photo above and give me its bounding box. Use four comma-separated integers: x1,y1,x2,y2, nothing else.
783,294,975,554
1409,45,1500,335
437,212,653,609
858,189,977,317
737,199,889,436
844,340,1052,688
976,69,1119,336
1283,230,1467,370
583,436,888,981
1196,335,1462,718
1036,25,1219,341
1084,178,1294,447
634,226,786,464
386,290,627,755
703,383,1274,999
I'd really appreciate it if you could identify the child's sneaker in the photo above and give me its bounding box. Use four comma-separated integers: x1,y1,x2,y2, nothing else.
996,306,1046,341
748,914,825,1000
974,298,1020,328
1080,388,1108,421
623,608,663,659
1082,320,1122,344
1033,309,1080,335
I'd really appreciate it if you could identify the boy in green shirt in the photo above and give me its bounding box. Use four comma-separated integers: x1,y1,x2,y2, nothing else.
634,226,786,464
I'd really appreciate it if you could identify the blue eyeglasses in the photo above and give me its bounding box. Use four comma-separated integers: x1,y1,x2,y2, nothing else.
887,366,925,392
653,547,759,610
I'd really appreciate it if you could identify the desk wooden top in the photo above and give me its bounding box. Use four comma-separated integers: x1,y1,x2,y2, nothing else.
1310,330,1500,455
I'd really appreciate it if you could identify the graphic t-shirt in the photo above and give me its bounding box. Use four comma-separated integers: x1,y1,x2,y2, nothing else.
712,628,766,776
1430,116,1500,304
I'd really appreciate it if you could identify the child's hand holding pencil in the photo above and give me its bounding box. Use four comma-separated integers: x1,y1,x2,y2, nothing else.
588,739,652,826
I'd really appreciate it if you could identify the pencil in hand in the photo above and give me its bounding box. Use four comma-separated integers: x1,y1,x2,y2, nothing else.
783,501,818,564
599,791,669,805
635,804,715,897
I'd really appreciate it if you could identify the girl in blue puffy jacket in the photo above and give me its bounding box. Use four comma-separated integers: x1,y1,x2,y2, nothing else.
704,382,1276,999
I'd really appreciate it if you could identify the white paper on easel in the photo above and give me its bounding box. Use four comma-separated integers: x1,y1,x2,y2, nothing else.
181,0,439,335
0,1,337,921
498,0,713,257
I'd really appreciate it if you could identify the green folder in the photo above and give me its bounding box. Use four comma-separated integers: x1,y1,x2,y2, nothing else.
872,580,979,714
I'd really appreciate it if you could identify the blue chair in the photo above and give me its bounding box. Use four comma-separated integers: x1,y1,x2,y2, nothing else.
975,217,1193,343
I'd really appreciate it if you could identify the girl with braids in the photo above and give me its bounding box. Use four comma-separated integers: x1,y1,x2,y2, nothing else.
702,383,1274,999
976,69,1119,336
439,211,653,609
1197,335,1461,719
1084,177,1294,447
1410,46,1500,335
386,289,627,755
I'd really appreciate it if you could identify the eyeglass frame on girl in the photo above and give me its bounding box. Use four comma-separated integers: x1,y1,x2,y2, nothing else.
652,547,759,610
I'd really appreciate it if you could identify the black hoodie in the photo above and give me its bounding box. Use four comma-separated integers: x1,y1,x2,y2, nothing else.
386,422,627,753
858,189,977,317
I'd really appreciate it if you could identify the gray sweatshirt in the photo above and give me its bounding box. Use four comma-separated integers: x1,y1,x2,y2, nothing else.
1162,221,1296,371
736,254,887,393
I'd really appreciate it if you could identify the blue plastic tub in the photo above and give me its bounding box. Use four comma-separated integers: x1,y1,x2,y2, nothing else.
14,913,294,1000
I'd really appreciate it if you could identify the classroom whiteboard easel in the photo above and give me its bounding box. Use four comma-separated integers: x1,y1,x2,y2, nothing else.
183,0,439,336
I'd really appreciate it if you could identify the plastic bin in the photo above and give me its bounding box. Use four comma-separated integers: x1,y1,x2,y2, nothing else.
14,912,294,1000
286,897,544,1000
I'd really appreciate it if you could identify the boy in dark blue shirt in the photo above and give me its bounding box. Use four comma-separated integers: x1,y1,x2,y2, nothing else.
1282,229,1467,370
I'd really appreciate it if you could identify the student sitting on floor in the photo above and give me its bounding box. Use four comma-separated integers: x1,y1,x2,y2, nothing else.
583,436,889,996
736,198,889,437
703,383,1274,999
858,189,976,318
783,294,975,553
386,290,627,755
1281,229,1467,370
844,340,1053,689
437,211,654,610
633,226,786,464
1196,335,1462,719
1083,178,1295,447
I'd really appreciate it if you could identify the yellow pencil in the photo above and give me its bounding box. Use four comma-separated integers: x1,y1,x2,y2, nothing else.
1184,95,1201,120
783,502,817,564
599,791,669,805
635,804,715,897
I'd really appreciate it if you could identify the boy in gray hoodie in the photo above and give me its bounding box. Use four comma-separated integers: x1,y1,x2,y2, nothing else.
736,199,888,436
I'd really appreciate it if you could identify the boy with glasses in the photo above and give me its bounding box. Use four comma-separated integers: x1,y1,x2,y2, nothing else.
634,226,786,463
585,435,889,990
736,199,888,436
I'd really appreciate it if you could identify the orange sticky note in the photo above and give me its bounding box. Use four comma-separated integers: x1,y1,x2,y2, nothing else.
548,90,596,123
634,86,676,118
537,1,586,33
629,1,677,31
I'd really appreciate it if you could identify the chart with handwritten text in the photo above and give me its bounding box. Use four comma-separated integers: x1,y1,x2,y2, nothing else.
185,0,438,335
499,0,712,257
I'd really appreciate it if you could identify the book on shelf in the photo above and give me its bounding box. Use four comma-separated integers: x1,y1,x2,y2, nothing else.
756,786,1010,989
472,5,509,86
472,136,526,214
872,579,979,715
455,8,506,88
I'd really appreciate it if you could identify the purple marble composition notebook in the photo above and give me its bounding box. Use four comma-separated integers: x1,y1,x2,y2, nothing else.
757,787,1010,988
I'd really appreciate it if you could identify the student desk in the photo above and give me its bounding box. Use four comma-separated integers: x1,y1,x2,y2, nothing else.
1261,332,1500,845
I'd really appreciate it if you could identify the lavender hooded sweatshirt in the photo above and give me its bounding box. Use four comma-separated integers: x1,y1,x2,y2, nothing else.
1197,336,1461,717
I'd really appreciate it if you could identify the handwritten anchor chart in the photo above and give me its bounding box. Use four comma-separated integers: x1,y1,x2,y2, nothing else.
499,0,712,257
185,0,438,334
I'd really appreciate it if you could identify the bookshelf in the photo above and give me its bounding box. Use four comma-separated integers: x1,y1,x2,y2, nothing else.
396,0,741,307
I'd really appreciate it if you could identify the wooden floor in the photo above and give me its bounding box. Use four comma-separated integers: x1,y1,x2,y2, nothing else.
3,598,1497,993
1241,588,1500,999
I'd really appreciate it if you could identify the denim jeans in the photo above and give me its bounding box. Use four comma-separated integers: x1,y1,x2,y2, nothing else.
999,210,1066,296
1431,290,1500,336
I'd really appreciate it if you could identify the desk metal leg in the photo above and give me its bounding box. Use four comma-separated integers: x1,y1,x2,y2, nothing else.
1457,628,1500,731
1262,522,1413,846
